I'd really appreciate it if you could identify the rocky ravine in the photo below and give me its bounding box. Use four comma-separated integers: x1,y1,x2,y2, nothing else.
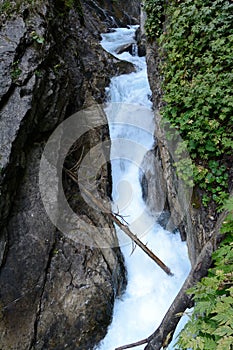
0,1,140,349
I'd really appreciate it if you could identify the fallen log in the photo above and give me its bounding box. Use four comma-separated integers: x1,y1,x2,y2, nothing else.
64,168,173,276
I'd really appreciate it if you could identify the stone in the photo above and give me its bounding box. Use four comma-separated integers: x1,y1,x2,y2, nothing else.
115,43,134,55
0,0,140,348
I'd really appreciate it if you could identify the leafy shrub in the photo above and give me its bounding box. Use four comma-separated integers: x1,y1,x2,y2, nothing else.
144,0,233,206
144,2,233,346
176,196,233,350
144,0,165,39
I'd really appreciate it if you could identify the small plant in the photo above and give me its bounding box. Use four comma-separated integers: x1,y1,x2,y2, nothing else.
197,161,229,207
64,0,74,7
30,31,45,44
53,63,62,74
0,0,38,21
35,70,42,77
11,60,22,82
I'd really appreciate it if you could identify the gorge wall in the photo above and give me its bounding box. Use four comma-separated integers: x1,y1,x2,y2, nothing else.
0,1,140,349
145,26,231,267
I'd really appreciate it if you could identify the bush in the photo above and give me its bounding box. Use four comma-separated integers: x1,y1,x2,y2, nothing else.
144,0,233,206
176,196,233,350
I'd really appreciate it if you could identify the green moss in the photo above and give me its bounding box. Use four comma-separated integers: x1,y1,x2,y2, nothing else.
0,0,13,13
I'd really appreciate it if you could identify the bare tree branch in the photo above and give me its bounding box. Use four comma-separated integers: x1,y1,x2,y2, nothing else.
110,211,173,276
64,168,174,276
115,338,149,350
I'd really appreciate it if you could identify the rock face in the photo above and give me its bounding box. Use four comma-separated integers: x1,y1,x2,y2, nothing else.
0,0,140,349
140,148,170,229
146,40,222,265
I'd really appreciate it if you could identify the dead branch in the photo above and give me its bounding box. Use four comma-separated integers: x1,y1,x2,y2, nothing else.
115,338,149,350
115,240,214,350
110,212,173,276
64,168,173,276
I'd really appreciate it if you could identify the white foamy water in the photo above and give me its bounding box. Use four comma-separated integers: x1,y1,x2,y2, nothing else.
97,26,191,350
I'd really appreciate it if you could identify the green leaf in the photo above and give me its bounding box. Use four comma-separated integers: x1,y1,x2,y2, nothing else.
216,336,233,350
215,325,233,337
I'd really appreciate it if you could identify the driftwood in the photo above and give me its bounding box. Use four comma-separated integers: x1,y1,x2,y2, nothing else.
64,168,173,276
110,214,173,276
115,240,214,350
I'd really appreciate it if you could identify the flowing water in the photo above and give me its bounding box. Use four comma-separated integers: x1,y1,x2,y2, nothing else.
97,26,191,350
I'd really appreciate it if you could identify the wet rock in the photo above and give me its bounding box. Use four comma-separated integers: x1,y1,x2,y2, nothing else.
115,43,134,55
0,17,26,99
140,148,167,215
0,75,35,170
83,0,140,29
140,148,174,231
146,40,224,265
135,5,147,57
0,0,140,348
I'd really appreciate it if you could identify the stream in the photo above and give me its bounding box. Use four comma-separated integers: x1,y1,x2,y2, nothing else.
97,26,191,350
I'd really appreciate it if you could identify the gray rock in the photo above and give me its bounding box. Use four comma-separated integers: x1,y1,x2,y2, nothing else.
115,43,134,55
0,75,35,169
140,148,167,215
146,40,222,265
0,0,140,348
0,17,26,99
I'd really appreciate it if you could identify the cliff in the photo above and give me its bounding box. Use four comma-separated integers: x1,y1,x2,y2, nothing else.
146,42,230,266
0,0,140,349
144,2,232,266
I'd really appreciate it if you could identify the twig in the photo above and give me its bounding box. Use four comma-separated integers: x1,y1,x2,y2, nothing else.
114,212,130,225
130,241,137,256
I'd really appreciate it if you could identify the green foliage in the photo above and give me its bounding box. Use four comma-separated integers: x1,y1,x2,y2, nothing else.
0,0,13,14
10,60,22,82
174,157,194,188
221,197,233,235
145,0,233,206
177,196,233,349
194,161,229,207
0,0,38,20
144,0,165,39
30,31,45,44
